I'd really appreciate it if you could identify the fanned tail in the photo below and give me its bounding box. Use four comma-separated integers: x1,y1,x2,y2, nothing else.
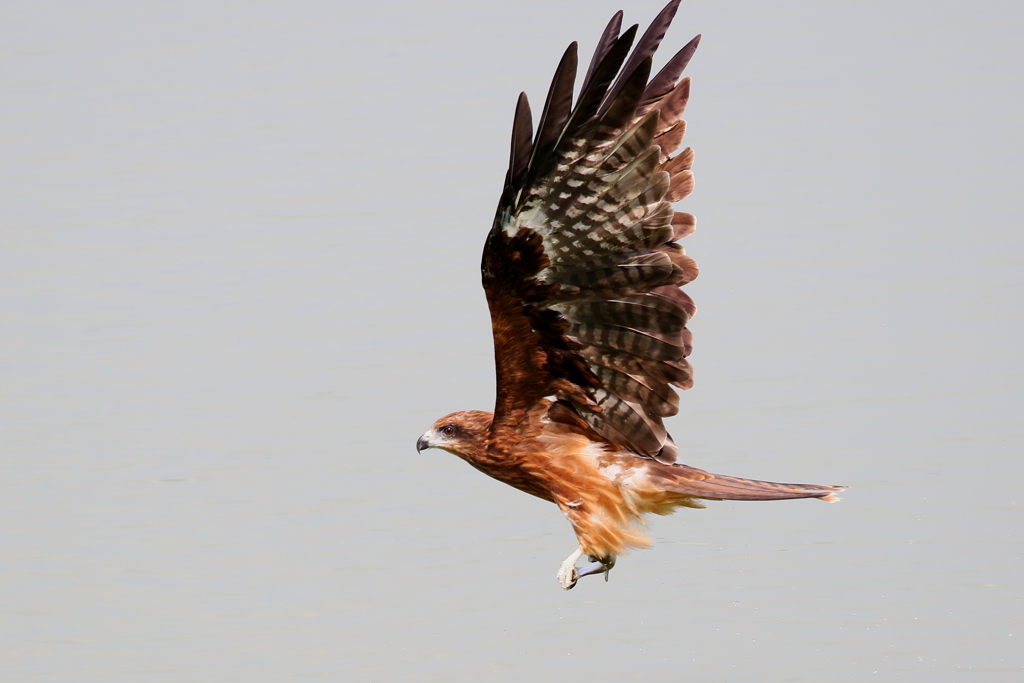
653,463,846,503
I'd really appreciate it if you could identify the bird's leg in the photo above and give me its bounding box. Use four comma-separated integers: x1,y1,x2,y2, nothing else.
557,549,616,589
557,547,583,590
578,554,616,582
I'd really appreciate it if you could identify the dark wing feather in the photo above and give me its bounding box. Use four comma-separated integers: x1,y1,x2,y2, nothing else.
640,33,701,109
526,43,578,188
483,0,700,463
581,11,623,95
507,92,533,190
600,0,682,114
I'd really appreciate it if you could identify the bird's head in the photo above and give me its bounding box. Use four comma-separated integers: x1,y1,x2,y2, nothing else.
416,410,493,459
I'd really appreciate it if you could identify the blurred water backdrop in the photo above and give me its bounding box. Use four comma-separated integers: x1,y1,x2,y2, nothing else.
2,0,1022,680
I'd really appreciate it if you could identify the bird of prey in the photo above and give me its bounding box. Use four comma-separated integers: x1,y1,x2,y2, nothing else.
416,0,844,590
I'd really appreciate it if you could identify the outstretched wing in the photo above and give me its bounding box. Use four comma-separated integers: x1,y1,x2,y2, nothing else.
483,0,700,463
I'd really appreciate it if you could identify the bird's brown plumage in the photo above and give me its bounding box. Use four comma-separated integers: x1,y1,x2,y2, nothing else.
418,0,844,583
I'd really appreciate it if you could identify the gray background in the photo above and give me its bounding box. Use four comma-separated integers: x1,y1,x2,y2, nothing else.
2,0,1021,680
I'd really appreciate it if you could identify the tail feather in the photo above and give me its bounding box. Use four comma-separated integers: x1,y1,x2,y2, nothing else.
655,463,846,503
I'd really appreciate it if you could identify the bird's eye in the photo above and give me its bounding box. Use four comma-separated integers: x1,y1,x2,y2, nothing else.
441,425,457,438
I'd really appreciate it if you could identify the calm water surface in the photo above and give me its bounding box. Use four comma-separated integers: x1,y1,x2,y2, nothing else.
2,1,1022,680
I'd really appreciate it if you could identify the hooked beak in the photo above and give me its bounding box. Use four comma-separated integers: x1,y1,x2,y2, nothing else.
416,432,432,453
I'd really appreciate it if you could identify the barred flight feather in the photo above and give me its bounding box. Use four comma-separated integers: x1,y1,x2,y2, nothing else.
589,390,667,453
666,170,695,203
663,147,694,176
554,299,685,335
671,211,696,239
592,366,680,417
654,121,688,159
650,78,691,135
657,243,699,283
571,323,685,363
599,112,659,173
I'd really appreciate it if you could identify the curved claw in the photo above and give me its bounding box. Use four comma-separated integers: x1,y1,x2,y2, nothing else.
576,555,617,583
577,560,608,578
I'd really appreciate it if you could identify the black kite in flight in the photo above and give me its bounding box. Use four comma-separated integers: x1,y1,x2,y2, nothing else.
417,0,844,589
